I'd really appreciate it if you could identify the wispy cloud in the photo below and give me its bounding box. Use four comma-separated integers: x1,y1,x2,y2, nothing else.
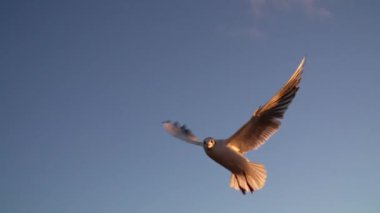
250,0,332,19
216,0,332,40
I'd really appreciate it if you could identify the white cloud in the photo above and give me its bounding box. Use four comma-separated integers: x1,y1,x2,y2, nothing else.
250,0,332,19
216,0,332,41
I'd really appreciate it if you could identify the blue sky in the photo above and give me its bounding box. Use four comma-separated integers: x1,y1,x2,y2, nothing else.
1,0,380,212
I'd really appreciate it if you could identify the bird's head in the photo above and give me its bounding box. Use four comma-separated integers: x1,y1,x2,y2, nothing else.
203,137,216,150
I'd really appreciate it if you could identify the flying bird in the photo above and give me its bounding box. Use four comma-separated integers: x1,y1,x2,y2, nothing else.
163,58,305,194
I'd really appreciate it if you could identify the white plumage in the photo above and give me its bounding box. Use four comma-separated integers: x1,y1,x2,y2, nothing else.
163,58,305,194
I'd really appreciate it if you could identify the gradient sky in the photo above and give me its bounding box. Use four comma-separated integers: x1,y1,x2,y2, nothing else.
1,0,380,212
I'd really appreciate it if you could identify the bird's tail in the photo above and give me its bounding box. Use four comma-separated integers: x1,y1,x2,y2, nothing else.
229,162,267,194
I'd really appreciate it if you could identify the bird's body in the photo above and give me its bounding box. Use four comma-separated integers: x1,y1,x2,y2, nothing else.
202,138,267,193
204,140,247,174
163,58,305,194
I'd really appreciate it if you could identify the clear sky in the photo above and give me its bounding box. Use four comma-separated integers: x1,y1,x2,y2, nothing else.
1,0,380,212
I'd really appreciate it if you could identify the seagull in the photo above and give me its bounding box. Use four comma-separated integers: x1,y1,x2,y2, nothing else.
163,58,305,194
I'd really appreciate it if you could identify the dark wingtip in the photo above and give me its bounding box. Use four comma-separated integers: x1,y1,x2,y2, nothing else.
244,172,254,193
239,186,246,195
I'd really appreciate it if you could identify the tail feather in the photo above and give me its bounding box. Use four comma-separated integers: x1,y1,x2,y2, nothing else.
229,162,267,194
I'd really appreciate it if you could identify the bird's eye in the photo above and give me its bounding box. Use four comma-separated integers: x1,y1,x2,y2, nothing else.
207,140,215,149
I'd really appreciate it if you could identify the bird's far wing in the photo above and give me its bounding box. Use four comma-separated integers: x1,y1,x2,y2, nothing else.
162,121,202,146
225,57,305,153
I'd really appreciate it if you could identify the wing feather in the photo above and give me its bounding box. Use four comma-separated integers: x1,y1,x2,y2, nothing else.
162,121,202,146
226,58,305,153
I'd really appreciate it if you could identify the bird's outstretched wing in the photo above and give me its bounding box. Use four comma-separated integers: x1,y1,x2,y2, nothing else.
226,57,305,153
162,121,202,146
